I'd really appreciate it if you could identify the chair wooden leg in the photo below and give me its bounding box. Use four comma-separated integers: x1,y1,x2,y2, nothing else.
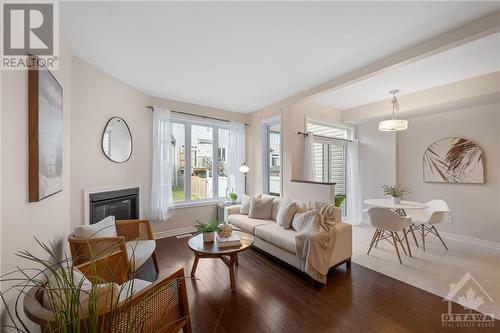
395,232,407,256
409,224,419,247
367,229,379,255
391,232,403,264
421,224,426,252
375,230,381,247
432,225,448,251
403,228,412,257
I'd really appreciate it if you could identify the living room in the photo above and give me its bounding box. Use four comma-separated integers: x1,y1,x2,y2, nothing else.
1,1,499,332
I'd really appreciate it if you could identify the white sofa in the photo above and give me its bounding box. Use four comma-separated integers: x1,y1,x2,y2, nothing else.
225,197,352,280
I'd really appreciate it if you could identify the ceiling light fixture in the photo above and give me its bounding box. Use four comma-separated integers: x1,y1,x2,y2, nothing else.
378,89,408,132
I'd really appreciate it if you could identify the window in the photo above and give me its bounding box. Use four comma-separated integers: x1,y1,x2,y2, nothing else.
308,121,351,213
263,120,281,196
171,123,185,202
218,128,230,198
191,125,213,200
170,118,229,204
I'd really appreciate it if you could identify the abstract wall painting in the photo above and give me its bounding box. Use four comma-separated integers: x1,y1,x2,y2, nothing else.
423,137,484,184
29,58,63,201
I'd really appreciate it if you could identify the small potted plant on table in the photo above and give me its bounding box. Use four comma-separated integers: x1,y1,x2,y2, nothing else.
195,220,221,243
383,184,410,204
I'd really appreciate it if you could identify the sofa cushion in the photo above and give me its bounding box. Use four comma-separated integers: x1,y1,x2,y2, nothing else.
228,214,274,234
254,223,297,254
292,210,321,232
73,216,117,239
240,194,251,215
118,279,152,303
276,202,297,229
272,197,291,220
248,196,274,220
261,194,279,219
291,199,309,213
42,264,119,313
126,240,156,272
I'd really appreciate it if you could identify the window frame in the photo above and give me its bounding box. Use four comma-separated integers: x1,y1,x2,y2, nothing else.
171,115,229,206
307,120,353,216
261,115,282,197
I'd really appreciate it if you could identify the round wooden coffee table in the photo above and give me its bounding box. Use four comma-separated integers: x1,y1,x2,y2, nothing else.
187,230,253,293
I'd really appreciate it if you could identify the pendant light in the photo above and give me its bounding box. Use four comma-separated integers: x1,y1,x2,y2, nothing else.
378,89,408,131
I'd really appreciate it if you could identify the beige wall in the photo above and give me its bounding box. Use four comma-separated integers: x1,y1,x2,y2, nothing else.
70,57,149,228
398,104,500,242
246,100,341,202
357,122,397,211
1,43,72,329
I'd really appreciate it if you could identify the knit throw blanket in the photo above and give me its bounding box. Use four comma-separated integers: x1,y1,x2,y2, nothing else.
295,201,341,283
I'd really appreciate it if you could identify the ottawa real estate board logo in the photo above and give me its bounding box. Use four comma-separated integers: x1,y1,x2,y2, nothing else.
1,1,59,70
442,272,495,329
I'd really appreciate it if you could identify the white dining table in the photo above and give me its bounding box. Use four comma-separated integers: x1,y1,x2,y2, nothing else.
363,199,428,212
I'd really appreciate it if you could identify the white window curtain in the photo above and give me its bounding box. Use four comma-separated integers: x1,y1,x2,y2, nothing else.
302,133,315,181
346,141,362,225
149,107,175,221
228,121,246,199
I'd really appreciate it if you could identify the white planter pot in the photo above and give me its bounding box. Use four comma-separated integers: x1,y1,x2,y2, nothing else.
392,197,401,205
203,232,215,243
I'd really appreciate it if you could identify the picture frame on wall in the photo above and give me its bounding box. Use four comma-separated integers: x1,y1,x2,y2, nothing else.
423,137,484,184
28,56,64,202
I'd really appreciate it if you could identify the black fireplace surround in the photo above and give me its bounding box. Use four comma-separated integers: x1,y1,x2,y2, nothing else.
89,187,139,224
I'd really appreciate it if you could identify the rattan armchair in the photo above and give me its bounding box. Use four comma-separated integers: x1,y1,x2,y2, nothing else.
23,263,192,333
68,219,160,280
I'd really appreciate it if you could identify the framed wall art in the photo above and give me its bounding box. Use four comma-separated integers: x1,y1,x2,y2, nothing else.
423,137,484,184
29,57,63,201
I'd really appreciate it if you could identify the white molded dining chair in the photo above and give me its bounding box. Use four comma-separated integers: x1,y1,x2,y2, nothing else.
366,207,412,264
405,200,449,251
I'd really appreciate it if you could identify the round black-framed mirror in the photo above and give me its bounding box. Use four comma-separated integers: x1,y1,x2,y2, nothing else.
101,117,132,163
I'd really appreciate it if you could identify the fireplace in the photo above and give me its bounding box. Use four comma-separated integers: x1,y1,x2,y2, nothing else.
88,187,139,224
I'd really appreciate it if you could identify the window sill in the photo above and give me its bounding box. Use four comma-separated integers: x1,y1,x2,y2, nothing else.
174,199,225,209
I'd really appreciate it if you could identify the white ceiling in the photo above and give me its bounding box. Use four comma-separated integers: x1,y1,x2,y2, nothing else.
312,32,500,110
61,2,500,113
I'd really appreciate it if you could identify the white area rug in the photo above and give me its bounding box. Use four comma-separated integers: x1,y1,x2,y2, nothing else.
352,223,500,318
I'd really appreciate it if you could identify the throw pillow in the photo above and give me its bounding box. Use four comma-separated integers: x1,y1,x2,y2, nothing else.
276,202,297,229
292,210,321,232
272,197,291,221
294,200,309,213
42,264,119,314
73,215,117,239
248,196,274,220
240,194,251,215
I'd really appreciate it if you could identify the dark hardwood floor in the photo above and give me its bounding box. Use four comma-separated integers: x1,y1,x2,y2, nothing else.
156,236,497,333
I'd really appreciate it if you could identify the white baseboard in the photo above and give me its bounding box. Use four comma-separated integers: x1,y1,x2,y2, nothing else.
440,231,500,251
154,227,197,240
